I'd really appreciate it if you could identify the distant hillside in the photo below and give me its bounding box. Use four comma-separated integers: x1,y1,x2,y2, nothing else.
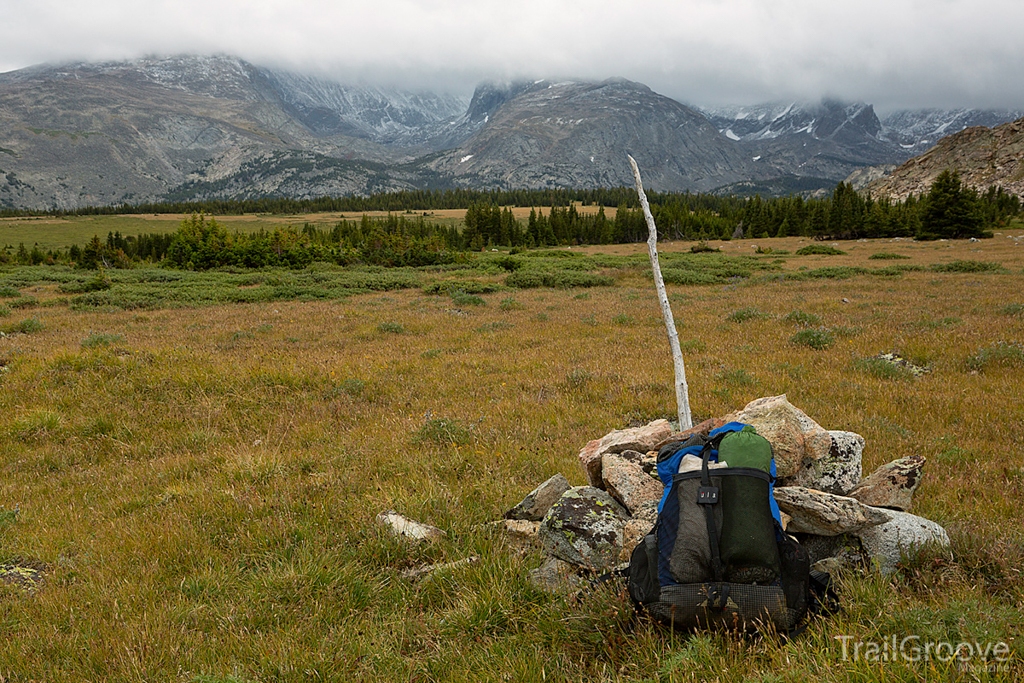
866,116,1024,200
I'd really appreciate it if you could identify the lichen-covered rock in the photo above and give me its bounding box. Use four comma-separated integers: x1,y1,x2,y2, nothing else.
505,473,571,521
734,395,833,479
539,486,629,571
848,456,925,511
619,501,659,562
855,509,950,574
786,430,864,495
601,454,664,514
577,420,672,488
774,486,891,536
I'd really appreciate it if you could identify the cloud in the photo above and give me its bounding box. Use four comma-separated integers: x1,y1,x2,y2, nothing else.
2,0,1023,109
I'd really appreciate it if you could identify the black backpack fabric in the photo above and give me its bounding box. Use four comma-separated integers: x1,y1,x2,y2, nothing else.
627,422,814,633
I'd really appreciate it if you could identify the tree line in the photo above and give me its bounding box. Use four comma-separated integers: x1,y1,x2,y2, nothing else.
0,172,1018,268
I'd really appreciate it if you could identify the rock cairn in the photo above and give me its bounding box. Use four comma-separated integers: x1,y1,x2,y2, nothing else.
505,395,950,590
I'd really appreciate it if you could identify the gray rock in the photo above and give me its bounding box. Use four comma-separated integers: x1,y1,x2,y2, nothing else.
786,430,864,495
505,473,571,521
774,486,891,536
538,486,629,571
577,420,672,488
855,509,950,574
601,454,664,514
734,395,832,479
619,501,659,563
529,556,586,593
793,532,867,567
849,456,926,511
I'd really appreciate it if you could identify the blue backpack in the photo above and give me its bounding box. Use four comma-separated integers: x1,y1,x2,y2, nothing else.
627,422,812,632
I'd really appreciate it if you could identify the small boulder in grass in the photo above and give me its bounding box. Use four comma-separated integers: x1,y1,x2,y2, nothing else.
577,419,672,488
855,509,950,574
848,456,925,511
376,510,446,543
505,473,571,521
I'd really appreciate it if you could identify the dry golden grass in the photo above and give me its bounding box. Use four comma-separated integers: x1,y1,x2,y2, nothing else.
1,233,1023,681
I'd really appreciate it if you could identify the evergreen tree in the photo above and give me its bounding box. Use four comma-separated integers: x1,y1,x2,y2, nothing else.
918,170,985,239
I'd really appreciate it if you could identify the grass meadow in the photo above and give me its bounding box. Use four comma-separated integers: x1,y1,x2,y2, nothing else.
1,228,1023,681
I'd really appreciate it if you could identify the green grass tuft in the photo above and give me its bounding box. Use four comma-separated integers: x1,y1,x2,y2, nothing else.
726,307,768,323
377,321,405,334
784,310,821,326
869,252,910,260
2,317,44,335
413,417,473,446
81,332,125,348
790,327,835,349
968,342,1024,371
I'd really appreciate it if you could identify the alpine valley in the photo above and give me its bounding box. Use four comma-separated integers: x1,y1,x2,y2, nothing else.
1,54,1021,210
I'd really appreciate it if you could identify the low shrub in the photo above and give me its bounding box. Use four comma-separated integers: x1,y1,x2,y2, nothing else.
451,291,486,306
796,244,846,256
869,252,910,260
505,271,613,289
930,260,1002,273
0,285,19,298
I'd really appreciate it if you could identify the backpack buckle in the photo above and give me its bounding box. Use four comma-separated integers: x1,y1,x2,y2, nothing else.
697,486,719,505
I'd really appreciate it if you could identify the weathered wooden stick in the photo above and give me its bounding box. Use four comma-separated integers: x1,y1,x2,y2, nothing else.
628,155,693,430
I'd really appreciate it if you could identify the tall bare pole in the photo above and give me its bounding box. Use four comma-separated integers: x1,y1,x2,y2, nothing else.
628,155,692,430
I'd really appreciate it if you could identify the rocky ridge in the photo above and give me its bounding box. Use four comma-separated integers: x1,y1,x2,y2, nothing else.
865,116,1024,200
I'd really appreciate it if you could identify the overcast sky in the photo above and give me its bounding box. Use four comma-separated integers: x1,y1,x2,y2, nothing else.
2,0,1023,111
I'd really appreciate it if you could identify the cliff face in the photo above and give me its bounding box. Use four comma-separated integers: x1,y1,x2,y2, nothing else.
866,117,1024,200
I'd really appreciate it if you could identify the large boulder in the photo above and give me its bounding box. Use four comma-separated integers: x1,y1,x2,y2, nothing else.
855,509,950,574
505,473,571,521
786,430,864,495
848,456,926,511
774,486,891,536
734,395,832,479
601,454,664,514
539,486,629,571
577,420,672,488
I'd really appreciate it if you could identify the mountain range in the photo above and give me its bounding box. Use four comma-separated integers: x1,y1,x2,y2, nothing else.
1,55,1021,210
